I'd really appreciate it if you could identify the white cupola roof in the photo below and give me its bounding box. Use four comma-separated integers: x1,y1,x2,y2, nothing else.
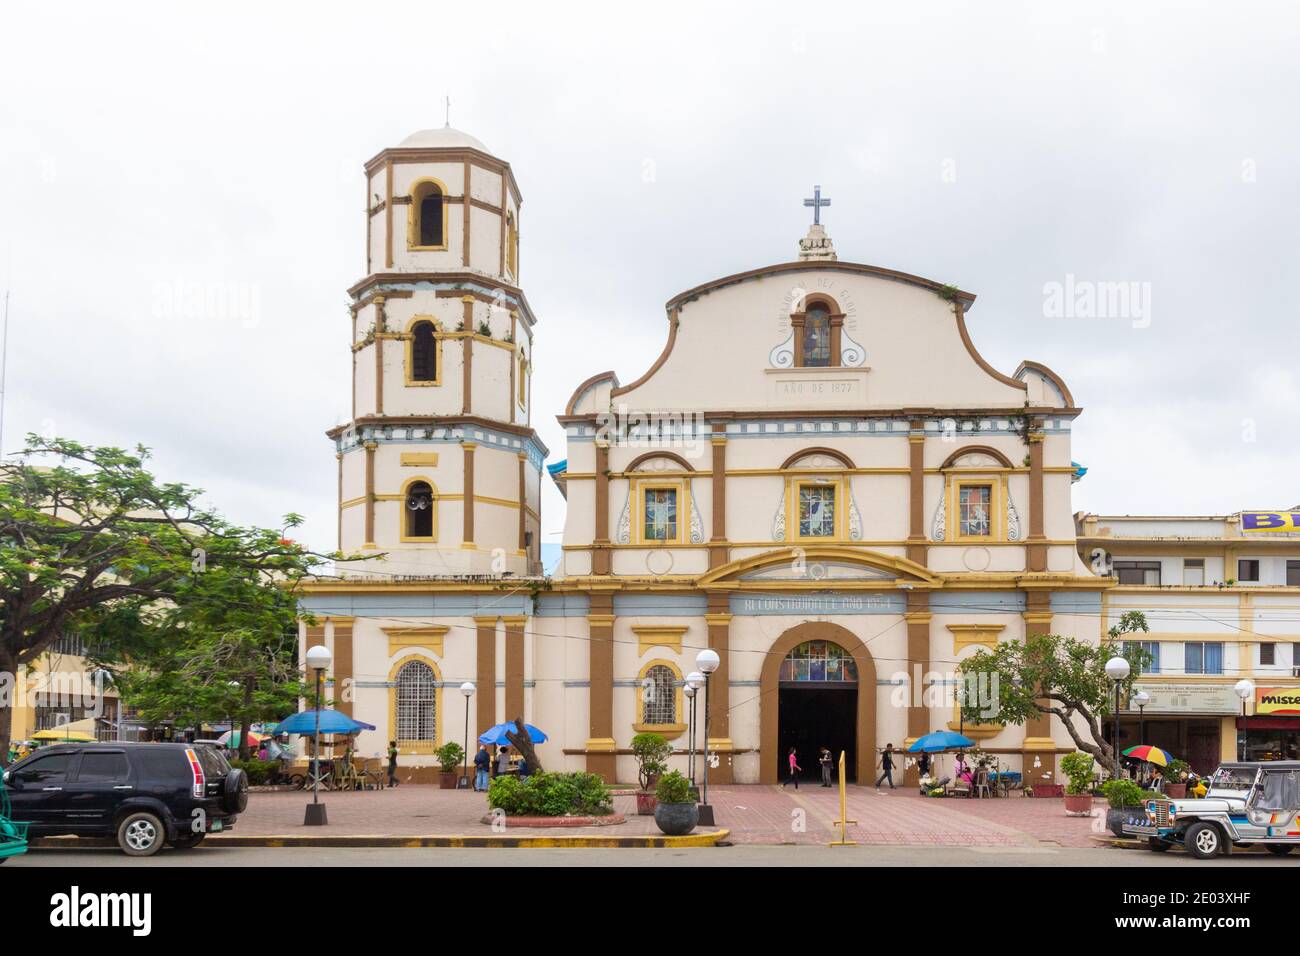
397,126,492,153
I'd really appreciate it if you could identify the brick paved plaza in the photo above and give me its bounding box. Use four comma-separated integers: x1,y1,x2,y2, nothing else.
226,784,1105,848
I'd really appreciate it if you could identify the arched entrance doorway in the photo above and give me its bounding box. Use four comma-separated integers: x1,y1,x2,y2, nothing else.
760,622,876,785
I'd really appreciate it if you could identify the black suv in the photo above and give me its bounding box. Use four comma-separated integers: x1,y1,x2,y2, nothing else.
2,742,248,856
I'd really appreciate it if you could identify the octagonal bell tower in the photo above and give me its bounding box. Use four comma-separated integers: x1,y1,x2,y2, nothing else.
331,126,545,576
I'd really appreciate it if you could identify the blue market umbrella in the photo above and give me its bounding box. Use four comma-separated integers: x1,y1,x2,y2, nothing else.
478,722,548,746
274,709,376,737
907,730,975,753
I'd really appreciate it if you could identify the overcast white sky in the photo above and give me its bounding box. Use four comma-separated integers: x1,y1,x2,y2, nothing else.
1,1,1297,554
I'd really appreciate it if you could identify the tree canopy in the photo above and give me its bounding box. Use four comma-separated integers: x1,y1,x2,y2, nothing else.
957,610,1152,777
0,434,338,758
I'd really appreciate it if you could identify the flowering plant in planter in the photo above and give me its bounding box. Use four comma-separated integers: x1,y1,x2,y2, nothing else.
1164,758,1190,798
435,742,464,789
1060,751,1096,814
631,732,673,815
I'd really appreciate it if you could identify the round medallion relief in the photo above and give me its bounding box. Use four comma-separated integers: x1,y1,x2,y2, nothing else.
962,547,992,572
645,550,675,577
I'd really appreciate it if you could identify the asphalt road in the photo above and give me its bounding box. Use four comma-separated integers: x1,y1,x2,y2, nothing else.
8,844,1300,866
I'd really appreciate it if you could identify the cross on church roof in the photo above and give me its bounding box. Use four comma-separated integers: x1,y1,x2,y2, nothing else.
803,185,831,225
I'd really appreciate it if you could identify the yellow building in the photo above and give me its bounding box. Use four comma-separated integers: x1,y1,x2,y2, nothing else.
1077,511,1300,771
9,633,119,746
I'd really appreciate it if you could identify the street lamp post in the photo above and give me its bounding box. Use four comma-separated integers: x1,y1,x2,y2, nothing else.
1105,656,1131,779
1133,690,1150,745
695,650,720,827
683,683,696,785
1234,679,1255,761
304,644,332,826
686,670,704,788
459,682,475,789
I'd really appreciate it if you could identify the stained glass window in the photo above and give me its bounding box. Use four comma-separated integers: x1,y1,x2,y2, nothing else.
643,487,678,541
641,665,676,725
779,641,858,683
802,306,831,367
798,485,836,537
959,484,992,537
396,661,436,742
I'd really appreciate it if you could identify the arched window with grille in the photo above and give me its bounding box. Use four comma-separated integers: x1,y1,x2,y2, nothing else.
410,320,438,383
639,664,677,726
404,480,435,539
395,660,437,747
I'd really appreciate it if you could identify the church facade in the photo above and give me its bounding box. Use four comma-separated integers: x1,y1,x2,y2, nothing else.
298,127,1110,785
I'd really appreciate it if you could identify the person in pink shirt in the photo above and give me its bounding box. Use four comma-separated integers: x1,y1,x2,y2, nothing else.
782,747,802,789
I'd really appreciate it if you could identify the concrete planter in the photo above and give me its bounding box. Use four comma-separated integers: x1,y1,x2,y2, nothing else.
1106,806,1145,837
438,771,458,790
653,801,699,836
1165,784,1186,799
1063,793,1094,815
635,791,658,815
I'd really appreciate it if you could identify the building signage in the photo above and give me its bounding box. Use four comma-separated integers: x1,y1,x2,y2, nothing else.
1257,688,1300,716
1129,682,1240,715
1240,511,1300,533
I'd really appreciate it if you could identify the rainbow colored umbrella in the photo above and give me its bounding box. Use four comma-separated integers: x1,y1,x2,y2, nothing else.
1122,745,1174,767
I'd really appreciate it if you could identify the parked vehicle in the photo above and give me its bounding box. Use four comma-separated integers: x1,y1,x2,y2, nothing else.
2,742,247,857
1125,761,1300,859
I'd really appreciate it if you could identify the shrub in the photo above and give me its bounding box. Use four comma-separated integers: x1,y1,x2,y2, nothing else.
487,771,614,817
1102,778,1147,808
1060,751,1095,796
435,742,465,773
630,732,673,790
230,759,277,786
655,770,691,804
1166,758,1190,781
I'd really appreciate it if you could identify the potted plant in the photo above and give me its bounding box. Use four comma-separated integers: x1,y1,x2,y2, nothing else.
1060,751,1095,815
653,770,699,835
1101,778,1148,836
1165,759,1189,798
435,742,465,790
631,732,673,815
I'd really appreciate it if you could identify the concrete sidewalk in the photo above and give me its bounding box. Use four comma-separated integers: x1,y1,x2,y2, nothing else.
194,783,1103,849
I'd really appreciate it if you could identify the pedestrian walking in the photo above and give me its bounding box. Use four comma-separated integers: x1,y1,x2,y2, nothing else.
782,746,802,789
386,740,400,787
473,743,491,791
819,747,833,787
875,743,896,790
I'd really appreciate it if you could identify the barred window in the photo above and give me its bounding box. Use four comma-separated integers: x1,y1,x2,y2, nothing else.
52,633,87,657
396,661,437,742
641,665,676,725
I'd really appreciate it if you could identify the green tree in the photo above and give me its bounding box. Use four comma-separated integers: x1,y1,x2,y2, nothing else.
958,611,1152,777
0,435,339,758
